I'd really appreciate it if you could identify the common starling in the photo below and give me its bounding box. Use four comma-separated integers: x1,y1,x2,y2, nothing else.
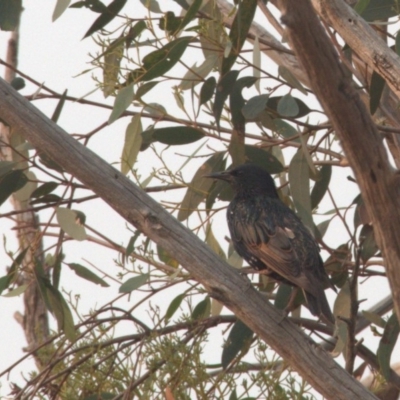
207,163,335,324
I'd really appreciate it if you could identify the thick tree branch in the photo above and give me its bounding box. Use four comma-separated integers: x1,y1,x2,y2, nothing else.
278,0,400,330
0,78,377,399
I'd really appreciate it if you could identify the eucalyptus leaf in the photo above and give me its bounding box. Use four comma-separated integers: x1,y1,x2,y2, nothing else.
56,207,87,241
119,273,150,293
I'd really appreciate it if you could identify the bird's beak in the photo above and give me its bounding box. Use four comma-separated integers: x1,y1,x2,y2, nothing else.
204,171,232,182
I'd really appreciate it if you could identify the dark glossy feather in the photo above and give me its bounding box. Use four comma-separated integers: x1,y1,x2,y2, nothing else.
208,164,335,323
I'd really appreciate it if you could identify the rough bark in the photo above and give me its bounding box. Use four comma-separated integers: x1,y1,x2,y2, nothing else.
0,27,50,369
278,0,400,326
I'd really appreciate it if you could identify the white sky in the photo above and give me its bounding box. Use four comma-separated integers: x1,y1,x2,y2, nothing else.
0,1,396,398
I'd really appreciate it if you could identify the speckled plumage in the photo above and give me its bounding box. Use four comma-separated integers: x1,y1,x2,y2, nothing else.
208,164,335,323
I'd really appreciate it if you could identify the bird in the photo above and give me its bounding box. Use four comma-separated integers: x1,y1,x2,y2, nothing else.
206,163,335,324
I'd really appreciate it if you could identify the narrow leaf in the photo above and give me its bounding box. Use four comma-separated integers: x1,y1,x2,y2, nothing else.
222,320,253,369
378,313,399,380
121,114,142,175
288,149,313,231
213,70,239,126
119,273,150,293
30,181,59,199
176,0,202,33
278,66,307,95
2,284,28,297
199,76,216,106
221,0,257,75
108,84,134,124
369,71,385,115
191,296,211,320
311,165,331,209
205,224,225,259
68,263,109,287
179,55,218,91
52,0,71,21
137,37,191,82
83,0,127,38
152,126,203,145
165,294,184,321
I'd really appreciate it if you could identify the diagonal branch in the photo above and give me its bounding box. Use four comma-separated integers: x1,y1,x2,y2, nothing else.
0,77,378,399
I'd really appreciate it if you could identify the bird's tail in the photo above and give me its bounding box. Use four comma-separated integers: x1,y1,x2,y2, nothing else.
305,290,335,325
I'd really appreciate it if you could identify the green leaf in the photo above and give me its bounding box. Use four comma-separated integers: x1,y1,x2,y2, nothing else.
51,90,68,123
0,170,28,206
315,218,331,240
360,0,398,21
178,152,225,221
199,76,216,106
205,223,225,259
213,70,239,126
157,244,179,268
52,0,71,21
136,37,191,82
119,273,150,293
230,76,258,129
0,0,22,31
354,0,370,15
272,119,299,142
0,161,18,177
30,181,59,199
176,0,202,33
0,276,10,295
242,94,269,120
13,171,37,202
139,0,162,13
333,280,351,319
362,310,386,328
134,81,160,100
125,20,147,48
45,283,77,341
165,294,184,321
274,283,292,310
311,165,331,209
359,224,379,262
221,0,257,75
222,320,253,369
288,148,313,231
2,284,28,297
10,77,25,90
378,313,399,380
83,0,127,38
56,207,87,241
126,231,140,255
267,96,310,118
277,93,299,117
121,114,142,175
30,194,62,205
152,126,204,145
68,263,109,287
191,296,211,320
244,145,284,174
159,11,181,34
108,84,134,124
369,71,385,115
